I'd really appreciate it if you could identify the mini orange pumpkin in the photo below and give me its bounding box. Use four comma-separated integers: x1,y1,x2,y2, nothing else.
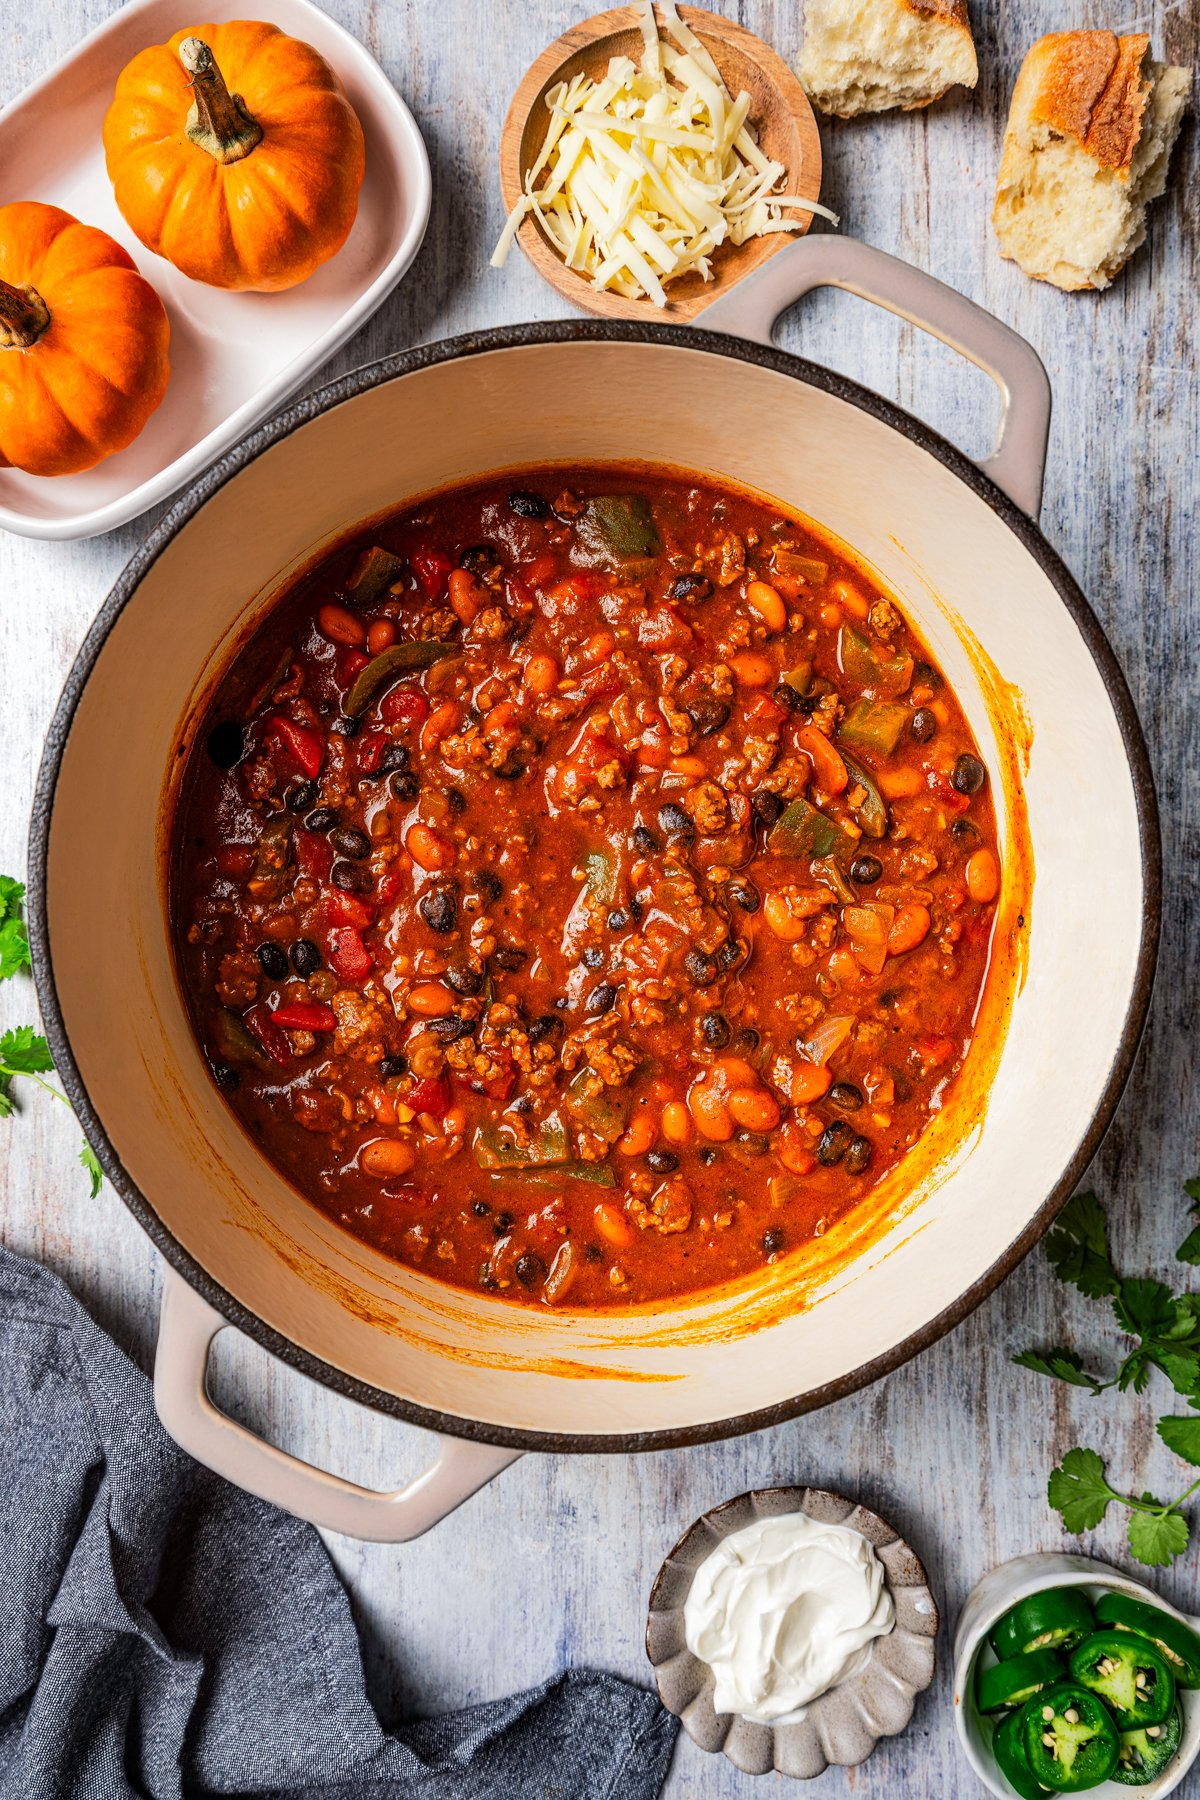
103,22,366,293
0,201,170,478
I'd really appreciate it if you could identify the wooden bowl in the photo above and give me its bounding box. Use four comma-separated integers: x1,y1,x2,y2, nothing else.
498,4,823,321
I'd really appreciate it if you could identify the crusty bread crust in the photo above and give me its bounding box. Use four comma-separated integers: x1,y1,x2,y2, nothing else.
798,0,977,118
905,0,971,21
1009,31,1150,171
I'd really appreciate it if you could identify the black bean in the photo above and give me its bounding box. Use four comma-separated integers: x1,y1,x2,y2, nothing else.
420,888,457,933
584,1243,603,1262
701,1011,731,1048
752,790,785,826
698,1146,720,1166
633,824,659,854
629,895,645,922
913,660,943,693
379,1054,408,1079
774,682,808,714
581,946,603,970
658,802,694,838
734,1026,760,1053
816,1120,854,1166
473,1199,491,1217
687,697,731,738
332,714,361,738
206,720,244,768
845,1135,872,1176
377,743,410,776
492,762,526,780
952,753,987,795
446,964,483,996
428,1013,471,1041
528,1013,564,1043
647,1149,680,1173
494,1210,514,1232
850,855,883,884
389,772,419,802
444,786,467,815
332,861,373,893
472,870,503,903
290,939,322,977
256,942,289,981
211,1060,240,1090
515,1252,545,1289
461,544,498,578
666,572,712,601
607,908,631,930
950,817,979,842
682,948,716,988
286,779,318,814
829,1082,863,1111
508,490,550,519
735,1132,770,1157
331,826,370,860
762,1228,786,1257
716,937,747,971
304,807,338,834
910,708,937,744
492,946,527,971
478,1263,499,1290
726,878,761,914
586,983,618,1015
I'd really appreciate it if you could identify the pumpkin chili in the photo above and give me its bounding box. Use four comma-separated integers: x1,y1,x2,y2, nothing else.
171,466,1002,1309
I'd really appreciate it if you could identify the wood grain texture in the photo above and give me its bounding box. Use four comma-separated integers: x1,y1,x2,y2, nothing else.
499,3,823,319
0,2,1196,1794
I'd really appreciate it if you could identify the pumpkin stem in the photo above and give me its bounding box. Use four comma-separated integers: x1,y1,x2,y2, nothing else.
0,278,50,350
179,36,263,165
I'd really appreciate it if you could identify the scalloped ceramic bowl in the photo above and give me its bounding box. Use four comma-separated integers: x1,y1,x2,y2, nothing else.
954,1552,1200,1798
646,1485,938,1778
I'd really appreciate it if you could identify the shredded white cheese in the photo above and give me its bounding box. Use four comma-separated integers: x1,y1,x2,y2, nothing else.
493,0,839,305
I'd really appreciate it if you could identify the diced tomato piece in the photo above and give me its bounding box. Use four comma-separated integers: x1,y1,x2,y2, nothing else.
636,606,693,650
376,866,404,906
410,546,452,599
294,830,333,881
928,769,971,813
381,689,430,728
327,924,372,982
916,1033,956,1069
573,664,621,705
215,845,255,879
244,1003,292,1066
748,692,788,727
523,551,559,589
271,999,337,1032
572,722,632,775
544,573,603,609
268,717,323,779
339,649,370,683
408,1075,449,1117
325,889,375,930
357,729,388,775
479,1054,516,1103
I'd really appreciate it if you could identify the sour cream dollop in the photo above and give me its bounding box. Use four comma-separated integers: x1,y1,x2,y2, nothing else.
683,1512,895,1723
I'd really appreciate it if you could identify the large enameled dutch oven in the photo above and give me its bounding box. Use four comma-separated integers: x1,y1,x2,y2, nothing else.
29,238,1160,1540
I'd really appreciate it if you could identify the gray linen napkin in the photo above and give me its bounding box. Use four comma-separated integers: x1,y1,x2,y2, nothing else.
0,1245,677,1800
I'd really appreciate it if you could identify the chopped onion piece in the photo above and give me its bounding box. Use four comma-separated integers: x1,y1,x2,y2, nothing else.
801,1014,856,1067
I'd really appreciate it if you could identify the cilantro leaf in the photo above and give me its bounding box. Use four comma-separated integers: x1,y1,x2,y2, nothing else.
1048,1448,1115,1533
1151,1349,1200,1396
0,877,31,981
1113,1279,1178,1342
1185,1177,1200,1209
0,875,25,920
0,1080,13,1119
79,1140,103,1199
1127,1508,1189,1568
1014,1348,1106,1393
1158,1415,1200,1468
1177,1226,1200,1266
0,1026,54,1075
1046,1192,1117,1298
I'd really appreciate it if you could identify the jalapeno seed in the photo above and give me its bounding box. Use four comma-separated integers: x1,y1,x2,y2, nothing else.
816,1120,854,1166
290,939,322,977
850,854,883,884
256,942,289,981
420,888,457,933
206,720,244,768
331,826,371,860
952,753,987,795
910,709,937,743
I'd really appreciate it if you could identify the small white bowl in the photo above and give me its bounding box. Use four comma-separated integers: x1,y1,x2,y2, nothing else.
954,1552,1200,1799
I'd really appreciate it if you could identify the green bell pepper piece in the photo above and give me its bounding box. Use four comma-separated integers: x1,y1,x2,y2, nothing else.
841,750,888,839
343,642,458,716
584,851,618,905
839,623,913,696
490,1162,616,1189
768,797,851,860
343,545,401,606
574,495,660,561
564,1068,631,1141
473,1115,569,1170
212,1007,271,1070
837,697,911,757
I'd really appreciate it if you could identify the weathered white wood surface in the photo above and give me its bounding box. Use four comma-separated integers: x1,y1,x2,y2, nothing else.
1,2,1197,1792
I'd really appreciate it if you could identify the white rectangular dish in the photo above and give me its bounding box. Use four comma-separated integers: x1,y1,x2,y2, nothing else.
0,0,431,540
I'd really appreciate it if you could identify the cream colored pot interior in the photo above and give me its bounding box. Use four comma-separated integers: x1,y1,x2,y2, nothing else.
44,341,1146,1438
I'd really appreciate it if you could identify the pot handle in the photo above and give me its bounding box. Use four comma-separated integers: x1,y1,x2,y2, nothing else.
153,1265,522,1542
700,235,1051,519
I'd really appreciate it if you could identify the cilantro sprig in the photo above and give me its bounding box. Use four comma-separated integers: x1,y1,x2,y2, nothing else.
1017,1184,1200,1567
0,876,101,1195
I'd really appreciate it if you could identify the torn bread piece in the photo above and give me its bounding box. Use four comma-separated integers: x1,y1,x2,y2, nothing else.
797,0,978,118
993,32,1190,291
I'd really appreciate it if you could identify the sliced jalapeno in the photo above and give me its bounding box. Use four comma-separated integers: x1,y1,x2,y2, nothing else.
1068,1629,1175,1728
990,1589,1096,1660
1095,1592,1200,1689
977,1647,1066,1715
1020,1681,1119,1792
1111,1705,1182,1786
993,1706,1051,1798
